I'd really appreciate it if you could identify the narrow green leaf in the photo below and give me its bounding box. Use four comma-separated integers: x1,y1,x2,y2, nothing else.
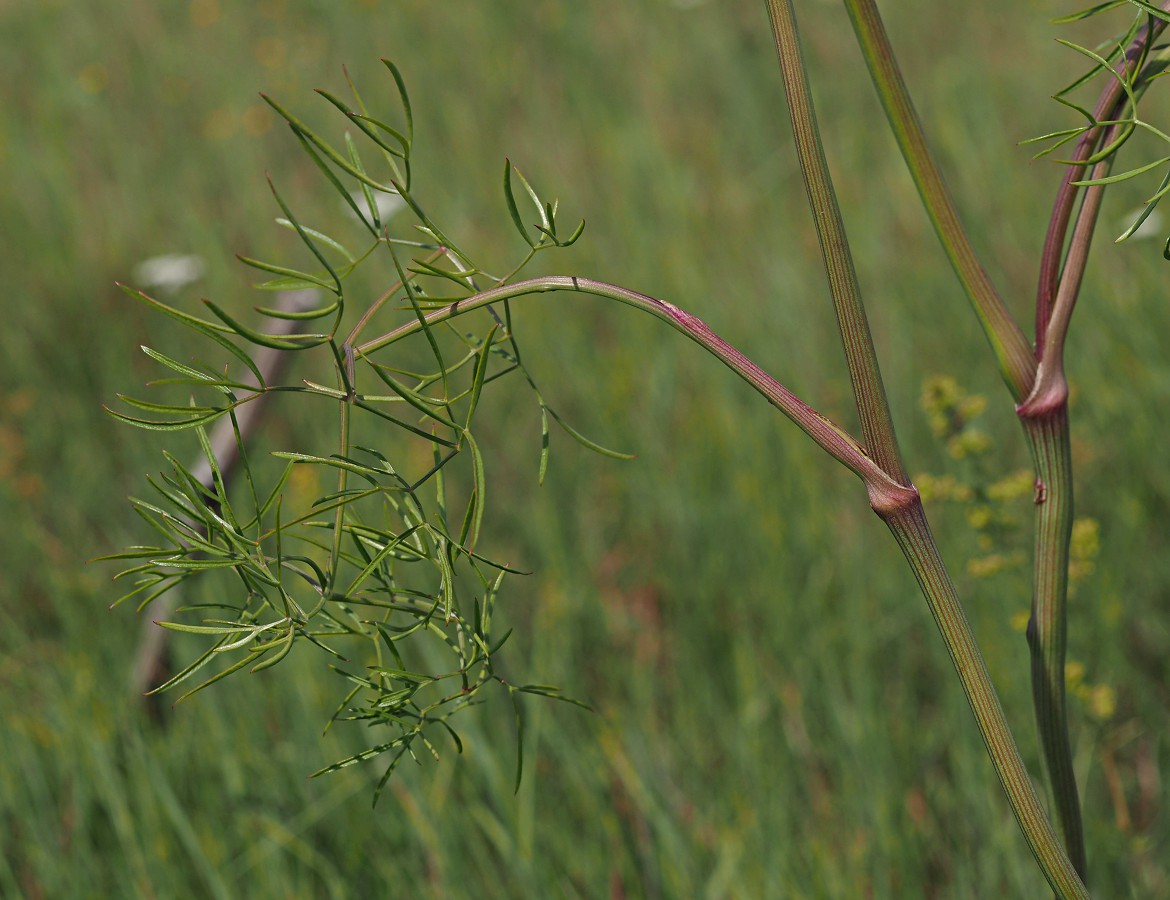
546,405,635,460
367,666,434,684
341,63,408,189
348,111,410,155
464,433,486,551
204,300,328,350
310,739,404,777
408,257,483,287
537,403,551,485
465,325,498,429
269,178,344,296
343,130,383,232
1123,0,1170,23
301,380,349,399
156,620,257,635
1056,39,1140,111
512,166,551,233
315,89,408,158
1073,154,1170,185
119,284,268,385
514,683,592,712
250,627,295,672
433,531,456,622
261,93,397,193
352,399,459,447
116,575,184,612
381,59,413,148
253,275,336,293
173,652,255,705
503,160,536,248
140,346,254,392
253,297,340,320
105,407,224,432
510,688,525,793
387,241,451,404
270,451,391,485
237,254,336,292
290,128,378,238
371,745,414,808
344,524,423,596
1052,0,1127,23
1117,168,1170,241
113,395,222,417
366,360,460,431
144,638,227,696
274,218,357,263
323,685,362,735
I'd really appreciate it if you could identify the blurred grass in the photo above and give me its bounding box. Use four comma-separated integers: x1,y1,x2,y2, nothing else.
2,0,1167,896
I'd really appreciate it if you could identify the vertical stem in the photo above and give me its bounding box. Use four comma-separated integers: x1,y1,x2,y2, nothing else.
842,0,1035,402
882,500,1090,900
329,354,352,595
1021,58,1126,886
765,0,909,485
1022,409,1086,877
1036,12,1169,346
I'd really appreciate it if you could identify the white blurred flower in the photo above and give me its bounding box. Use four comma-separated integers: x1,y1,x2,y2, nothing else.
132,253,206,295
347,187,406,224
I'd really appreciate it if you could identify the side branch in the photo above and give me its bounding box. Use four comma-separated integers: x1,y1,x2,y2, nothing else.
356,275,907,506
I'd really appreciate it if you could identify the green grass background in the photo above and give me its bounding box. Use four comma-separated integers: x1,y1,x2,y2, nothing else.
2,0,1167,896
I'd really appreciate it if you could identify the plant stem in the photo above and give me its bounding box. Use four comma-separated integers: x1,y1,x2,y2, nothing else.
1037,11,1169,347
357,275,903,501
1020,407,1085,878
841,0,1035,402
881,498,1090,900
764,2,1090,891
764,0,908,485
356,266,1090,893
1020,31,1147,875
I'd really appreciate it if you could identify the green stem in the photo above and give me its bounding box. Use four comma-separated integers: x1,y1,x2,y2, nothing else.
1021,408,1085,878
328,345,353,596
881,499,1089,900
764,0,908,484
766,2,1089,891
358,269,1086,894
1016,124,1113,887
841,0,1036,402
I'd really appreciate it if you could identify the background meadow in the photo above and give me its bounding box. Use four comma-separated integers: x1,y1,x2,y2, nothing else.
1,0,1166,896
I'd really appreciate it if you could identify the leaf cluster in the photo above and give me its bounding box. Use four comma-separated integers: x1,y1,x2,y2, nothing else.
1030,1,1170,244
101,62,607,801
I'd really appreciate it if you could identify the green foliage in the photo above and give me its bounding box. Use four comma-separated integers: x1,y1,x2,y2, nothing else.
1028,1,1170,244
5,0,1170,896
94,0,1169,893
97,63,613,800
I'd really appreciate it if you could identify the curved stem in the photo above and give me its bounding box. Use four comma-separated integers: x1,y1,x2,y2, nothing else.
356,267,1088,891
356,275,908,507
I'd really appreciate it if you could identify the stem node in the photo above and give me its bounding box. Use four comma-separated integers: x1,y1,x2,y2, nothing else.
866,478,919,519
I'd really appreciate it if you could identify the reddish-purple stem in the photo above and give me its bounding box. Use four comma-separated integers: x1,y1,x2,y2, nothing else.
1036,12,1169,351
